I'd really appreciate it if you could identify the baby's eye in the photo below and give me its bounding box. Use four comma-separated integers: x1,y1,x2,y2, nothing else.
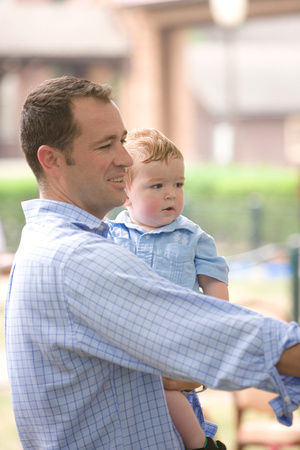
175,182,184,188
151,184,163,189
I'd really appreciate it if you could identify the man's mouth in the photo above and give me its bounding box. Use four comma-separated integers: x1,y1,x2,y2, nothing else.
109,177,124,183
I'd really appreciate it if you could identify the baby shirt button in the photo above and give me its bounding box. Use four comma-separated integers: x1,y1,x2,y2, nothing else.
284,396,290,403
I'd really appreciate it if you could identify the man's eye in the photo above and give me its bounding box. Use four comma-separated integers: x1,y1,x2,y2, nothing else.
99,144,111,150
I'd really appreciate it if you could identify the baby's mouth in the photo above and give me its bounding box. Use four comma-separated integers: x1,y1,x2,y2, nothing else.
163,207,174,211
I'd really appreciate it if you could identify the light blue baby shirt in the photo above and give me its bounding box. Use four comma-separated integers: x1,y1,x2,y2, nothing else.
108,210,229,292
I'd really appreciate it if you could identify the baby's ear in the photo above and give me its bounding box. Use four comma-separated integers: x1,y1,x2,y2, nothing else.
124,189,131,207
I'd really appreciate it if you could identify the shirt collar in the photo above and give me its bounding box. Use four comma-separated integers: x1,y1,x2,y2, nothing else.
22,199,110,237
110,210,194,234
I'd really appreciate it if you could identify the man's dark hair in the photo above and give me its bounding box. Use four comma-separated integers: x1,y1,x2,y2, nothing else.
20,75,113,180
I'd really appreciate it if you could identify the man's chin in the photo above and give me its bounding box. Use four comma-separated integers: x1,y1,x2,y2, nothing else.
111,193,127,209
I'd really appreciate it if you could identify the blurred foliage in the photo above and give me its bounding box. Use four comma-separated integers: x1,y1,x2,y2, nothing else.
182,165,299,254
0,165,299,254
0,177,38,252
184,164,298,199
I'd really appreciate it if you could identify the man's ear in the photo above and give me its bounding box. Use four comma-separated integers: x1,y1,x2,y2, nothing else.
37,145,63,177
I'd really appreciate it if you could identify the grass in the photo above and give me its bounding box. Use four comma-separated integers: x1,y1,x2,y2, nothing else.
0,307,4,350
0,276,21,449
0,390,20,450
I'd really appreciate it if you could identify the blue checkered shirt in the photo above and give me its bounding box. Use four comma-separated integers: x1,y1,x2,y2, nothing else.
5,200,300,449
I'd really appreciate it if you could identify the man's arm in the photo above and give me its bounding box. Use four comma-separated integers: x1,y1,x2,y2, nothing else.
276,343,300,377
164,343,300,393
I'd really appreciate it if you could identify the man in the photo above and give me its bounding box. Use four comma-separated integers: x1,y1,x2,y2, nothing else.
5,76,300,449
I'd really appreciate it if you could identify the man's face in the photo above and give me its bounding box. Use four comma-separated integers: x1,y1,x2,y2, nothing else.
57,97,133,219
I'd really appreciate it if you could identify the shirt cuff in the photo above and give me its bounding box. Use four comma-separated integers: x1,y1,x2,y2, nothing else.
264,318,300,426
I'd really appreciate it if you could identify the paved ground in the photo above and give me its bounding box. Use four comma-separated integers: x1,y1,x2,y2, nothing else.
0,352,9,389
0,274,9,389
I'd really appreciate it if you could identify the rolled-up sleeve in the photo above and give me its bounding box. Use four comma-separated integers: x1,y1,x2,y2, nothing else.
65,239,300,425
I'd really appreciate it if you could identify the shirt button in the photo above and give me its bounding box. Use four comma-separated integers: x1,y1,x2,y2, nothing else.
284,396,290,402
98,225,104,231
145,235,151,239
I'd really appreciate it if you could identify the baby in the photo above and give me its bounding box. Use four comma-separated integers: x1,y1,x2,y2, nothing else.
109,128,229,449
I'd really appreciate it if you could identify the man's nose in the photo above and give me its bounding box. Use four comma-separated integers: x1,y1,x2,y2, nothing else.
116,144,133,167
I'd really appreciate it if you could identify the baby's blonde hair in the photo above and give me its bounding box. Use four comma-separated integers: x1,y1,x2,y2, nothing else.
125,128,183,186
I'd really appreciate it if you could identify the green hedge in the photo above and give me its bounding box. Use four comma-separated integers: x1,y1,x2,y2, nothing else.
0,165,298,253
184,165,299,254
184,164,298,199
0,177,38,252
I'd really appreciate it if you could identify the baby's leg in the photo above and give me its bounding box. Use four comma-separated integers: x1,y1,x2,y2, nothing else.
164,389,206,449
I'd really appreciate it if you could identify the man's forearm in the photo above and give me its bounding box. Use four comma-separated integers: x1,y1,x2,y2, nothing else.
163,342,300,392
276,343,300,377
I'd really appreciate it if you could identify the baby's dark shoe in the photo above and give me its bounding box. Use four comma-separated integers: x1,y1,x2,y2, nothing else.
194,436,226,450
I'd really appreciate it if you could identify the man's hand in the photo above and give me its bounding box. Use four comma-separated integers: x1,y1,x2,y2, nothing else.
162,377,202,392
276,343,300,377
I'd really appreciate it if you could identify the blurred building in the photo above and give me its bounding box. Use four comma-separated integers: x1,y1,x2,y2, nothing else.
0,0,300,166
0,0,129,158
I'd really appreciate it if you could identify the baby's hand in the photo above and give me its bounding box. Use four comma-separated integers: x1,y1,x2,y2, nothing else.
162,377,202,392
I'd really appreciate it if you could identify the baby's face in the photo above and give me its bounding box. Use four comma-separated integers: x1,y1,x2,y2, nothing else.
125,158,185,231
